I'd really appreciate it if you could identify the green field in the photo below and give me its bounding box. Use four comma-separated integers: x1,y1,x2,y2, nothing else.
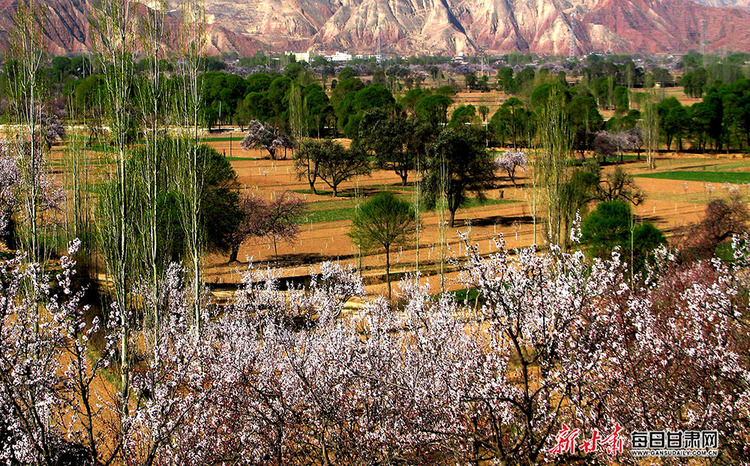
304,197,517,225
225,156,260,161
203,136,238,142
635,171,750,184
304,207,357,224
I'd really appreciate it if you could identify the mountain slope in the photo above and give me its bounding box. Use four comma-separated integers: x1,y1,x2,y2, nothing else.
582,0,750,54
1,0,749,56
0,0,265,56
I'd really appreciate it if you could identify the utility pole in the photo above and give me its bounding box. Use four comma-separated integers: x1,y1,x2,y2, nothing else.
377,25,382,65
701,19,707,66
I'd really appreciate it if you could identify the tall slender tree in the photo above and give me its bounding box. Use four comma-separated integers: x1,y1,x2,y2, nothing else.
7,0,50,265
135,0,170,335
536,88,573,249
91,0,137,410
642,91,659,170
172,0,208,334
289,83,308,143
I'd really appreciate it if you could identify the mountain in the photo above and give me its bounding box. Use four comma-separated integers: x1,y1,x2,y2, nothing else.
580,0,750,54
688,0,750,9
1,0,749,57
232,0,750,55
0,0,264,57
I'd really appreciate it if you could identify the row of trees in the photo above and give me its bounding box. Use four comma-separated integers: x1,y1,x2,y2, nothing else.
484,78,749,154
292,120,496,228
655,79,750,152
23,51,744,161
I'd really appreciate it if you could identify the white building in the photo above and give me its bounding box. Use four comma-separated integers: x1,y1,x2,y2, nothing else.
326,52,353,63
291,51,311,63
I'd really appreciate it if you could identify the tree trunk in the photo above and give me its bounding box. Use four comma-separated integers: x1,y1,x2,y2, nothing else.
449,208,456,228
400,172,408,186
276,425,283,465
321,430,331,466
229,244,239,263
385,245,391,300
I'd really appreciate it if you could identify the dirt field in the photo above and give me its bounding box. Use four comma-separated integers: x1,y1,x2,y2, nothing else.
204,132,750,298
45,86,748,300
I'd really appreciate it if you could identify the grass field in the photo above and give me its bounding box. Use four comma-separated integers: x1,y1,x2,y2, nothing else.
635,170,750,184
302,197,517,224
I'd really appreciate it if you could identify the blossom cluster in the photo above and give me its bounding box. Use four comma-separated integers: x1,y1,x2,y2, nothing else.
494,149,527,186
1,235,748,464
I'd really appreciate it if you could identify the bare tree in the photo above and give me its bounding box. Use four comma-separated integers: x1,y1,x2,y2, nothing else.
228,192,306,263
265,192,306,260
597,166,644,205
293,139,322,194
681,193,749,261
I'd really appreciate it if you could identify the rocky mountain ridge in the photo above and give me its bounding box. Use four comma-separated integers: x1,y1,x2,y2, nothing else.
1,0,749,57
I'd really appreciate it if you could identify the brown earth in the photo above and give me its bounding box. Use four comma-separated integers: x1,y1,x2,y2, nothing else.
203,131,750,298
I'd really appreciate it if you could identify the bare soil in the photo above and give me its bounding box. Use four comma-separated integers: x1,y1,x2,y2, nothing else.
205,133,750,298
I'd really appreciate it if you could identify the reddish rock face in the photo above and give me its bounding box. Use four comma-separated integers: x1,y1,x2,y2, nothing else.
582,0,750,54
0,0,264,57
0,0,748,56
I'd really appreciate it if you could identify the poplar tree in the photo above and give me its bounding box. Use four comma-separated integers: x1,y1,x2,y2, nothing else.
135,0,170,334
642,91,659,170
536,89,573,249
7,0,50,265
173,0,208,334
91,0,137,408
289,83,308,143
